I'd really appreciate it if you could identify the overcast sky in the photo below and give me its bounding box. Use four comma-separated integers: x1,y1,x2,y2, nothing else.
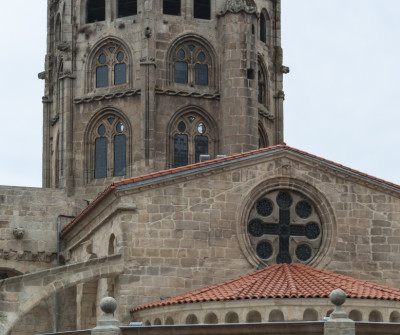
0,1,399,187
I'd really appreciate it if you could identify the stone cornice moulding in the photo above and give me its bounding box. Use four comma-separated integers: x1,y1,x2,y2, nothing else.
155,88,220,100
74,89,141,104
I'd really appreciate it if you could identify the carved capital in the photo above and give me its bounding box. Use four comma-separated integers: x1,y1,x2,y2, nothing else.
219,0,257,16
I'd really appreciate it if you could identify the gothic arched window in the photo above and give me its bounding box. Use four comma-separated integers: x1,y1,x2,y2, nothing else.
173,44,210,86
260,13,266,43
87,0,106,23
163,0,181,16
94,45,128,88
170,113,216,168
92,115,128,178
194,0,211,20
258,60,269,107
118,0,137,18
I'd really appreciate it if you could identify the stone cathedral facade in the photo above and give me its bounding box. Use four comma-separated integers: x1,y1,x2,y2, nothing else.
42,0,284,198
1,1,400,335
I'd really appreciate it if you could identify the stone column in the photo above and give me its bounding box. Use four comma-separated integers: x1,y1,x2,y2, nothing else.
324,289,355,335
92,297,121,335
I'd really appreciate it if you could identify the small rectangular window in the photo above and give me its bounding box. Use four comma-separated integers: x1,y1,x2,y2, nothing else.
95,137,108,178
163,0,181,16
118,0,137,18
174,134,188,168
174,61,188,84
114,63,127,85
114,134,126,176
194,0,210,20
195,64,208,85
87,0,106,23
96,66,109,88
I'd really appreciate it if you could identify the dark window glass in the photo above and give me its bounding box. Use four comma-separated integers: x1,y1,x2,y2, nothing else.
96,66,108,88
116,122,125,133
258,82,263,103
87,0,106,23
194,0,210,19
117,52,124,62
163,0,181,15
174,61,188,84
197,52,206,62
95,137,107,178
195,135,208,163
174,134,188,168
178,121,186,132
118,0,137,18
260,14,266,43
98,124,106,136
177,49,185,60
99,54,107,64
114,134,126,176
114,63,127,85
195,64,208,85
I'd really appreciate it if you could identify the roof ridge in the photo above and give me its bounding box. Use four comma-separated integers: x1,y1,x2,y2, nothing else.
283,263,298,296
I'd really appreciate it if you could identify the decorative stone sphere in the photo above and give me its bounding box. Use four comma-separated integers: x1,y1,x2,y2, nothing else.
100,297,117,314
330,289,346,306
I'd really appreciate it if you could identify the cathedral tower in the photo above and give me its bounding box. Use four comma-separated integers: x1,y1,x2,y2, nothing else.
41,0,285,197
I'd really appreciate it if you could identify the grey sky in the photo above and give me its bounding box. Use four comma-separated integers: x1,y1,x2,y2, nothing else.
0,1,399,187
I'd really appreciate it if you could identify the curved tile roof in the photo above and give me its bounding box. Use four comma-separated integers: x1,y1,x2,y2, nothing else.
130,263,400,312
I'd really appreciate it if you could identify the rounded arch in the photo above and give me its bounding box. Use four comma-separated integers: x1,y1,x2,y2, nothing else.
185,314,199,324
85,37,133,92
153,318,161,325
167,33,219,90
349,310,362,321
204,312,218,324
84,107,132,182
246,310,262,323
389,311,400,323
144,320,151,326
369,310,383,322
108,234,116,255
166,106,219,169
225,311,239,323
238,176,337,269
269,309,284,322
326,309,334,318
165,317,174,325
303,308,319,321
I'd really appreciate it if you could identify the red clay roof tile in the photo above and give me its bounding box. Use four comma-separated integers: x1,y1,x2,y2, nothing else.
130,263,400,312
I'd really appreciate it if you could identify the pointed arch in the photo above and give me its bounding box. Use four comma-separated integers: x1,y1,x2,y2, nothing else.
167,34,218,90
258,56,270,108
166,106,218,168
259,9,272,45
85,108,132,182
86,37,133,92
258,121,269,148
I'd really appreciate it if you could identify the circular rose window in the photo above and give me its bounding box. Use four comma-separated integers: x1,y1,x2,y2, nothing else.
247,190,322,265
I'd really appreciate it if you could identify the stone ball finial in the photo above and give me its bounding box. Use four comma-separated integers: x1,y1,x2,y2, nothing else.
330,289,346,306
100,297,117,314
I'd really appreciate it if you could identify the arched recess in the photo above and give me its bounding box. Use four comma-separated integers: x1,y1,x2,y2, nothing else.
246,310,262,323
369,310,383,322
349,310,362,321
269,309,284,322
258,121,269,148
303,308,319,321
55,14,62,47
185,314,199,324
166,106,218,168
85,108,132,182
153,318,161,325
238,176,337,268
167,34,218,90
204,312,218,324
258,56,270,108
86,37,133,92
165,317,174,325
389,311,400,322
225,311,239,323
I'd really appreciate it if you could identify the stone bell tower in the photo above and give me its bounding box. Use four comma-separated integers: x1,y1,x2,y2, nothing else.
41,0,285,198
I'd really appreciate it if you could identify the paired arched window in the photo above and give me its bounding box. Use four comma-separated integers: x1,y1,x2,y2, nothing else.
163,0,181,16
194,0,211,19
87,0,106,23
92,115,127,178
173,44,210,86
94,44,128,88
170,111,216,168
118,0,137,18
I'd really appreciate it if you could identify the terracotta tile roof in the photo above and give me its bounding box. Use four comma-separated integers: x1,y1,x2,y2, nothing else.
61,144,400,237
130,263,400,312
